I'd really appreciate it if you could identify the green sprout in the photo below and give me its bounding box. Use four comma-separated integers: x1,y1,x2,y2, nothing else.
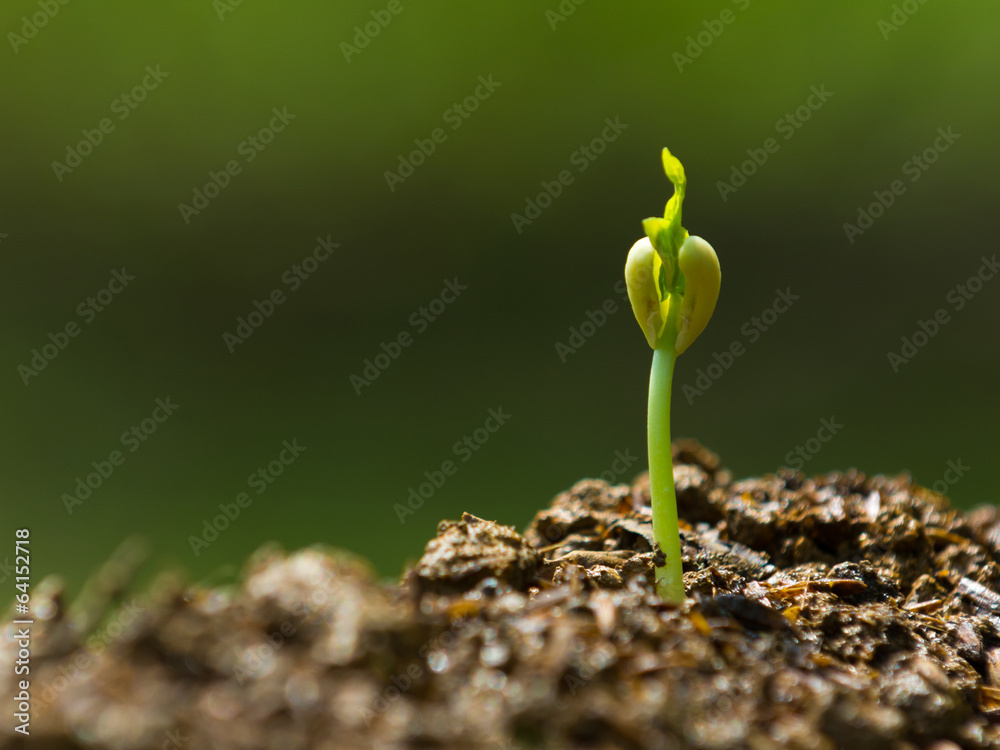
625,148,721,604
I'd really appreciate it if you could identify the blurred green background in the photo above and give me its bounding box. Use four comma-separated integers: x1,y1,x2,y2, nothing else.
2,1,998,594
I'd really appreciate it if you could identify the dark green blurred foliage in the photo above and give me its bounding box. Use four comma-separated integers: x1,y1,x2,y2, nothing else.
2,1,998,593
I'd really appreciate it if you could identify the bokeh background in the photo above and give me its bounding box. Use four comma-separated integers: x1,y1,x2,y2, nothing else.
2,1,998,594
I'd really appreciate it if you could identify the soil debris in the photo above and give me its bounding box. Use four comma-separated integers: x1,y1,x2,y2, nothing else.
4,441,1000,749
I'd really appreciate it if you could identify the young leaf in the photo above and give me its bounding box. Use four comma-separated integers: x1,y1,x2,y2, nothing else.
644,147,689,292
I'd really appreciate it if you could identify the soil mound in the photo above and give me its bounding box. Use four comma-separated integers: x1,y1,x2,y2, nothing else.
6,441,1000,749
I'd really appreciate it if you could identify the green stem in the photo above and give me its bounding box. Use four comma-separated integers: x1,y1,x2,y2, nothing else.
648,309,684,604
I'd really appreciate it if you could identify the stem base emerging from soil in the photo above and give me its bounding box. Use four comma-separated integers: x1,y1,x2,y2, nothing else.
648,342,684,603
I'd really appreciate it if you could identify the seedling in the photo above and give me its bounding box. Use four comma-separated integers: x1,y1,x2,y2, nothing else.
625,148,721,603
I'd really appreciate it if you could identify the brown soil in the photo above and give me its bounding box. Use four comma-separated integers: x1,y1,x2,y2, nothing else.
6,441,1000,750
